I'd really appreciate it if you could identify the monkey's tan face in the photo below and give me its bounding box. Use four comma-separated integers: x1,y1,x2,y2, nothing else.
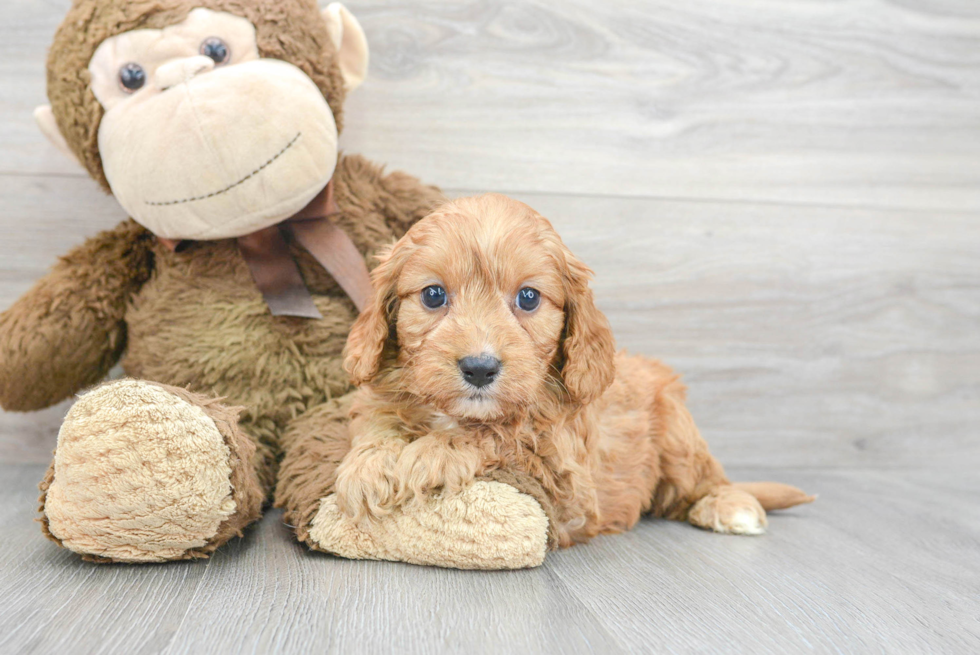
88,9,339,240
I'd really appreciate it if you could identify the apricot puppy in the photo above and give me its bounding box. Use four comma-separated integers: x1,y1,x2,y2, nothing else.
336,194,812,547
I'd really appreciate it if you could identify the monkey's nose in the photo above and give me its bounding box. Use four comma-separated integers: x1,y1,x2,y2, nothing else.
155,55,216,91
458,355,501,389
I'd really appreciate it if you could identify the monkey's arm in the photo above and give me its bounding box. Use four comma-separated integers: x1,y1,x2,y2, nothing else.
279,395,554,569
0,220,155,411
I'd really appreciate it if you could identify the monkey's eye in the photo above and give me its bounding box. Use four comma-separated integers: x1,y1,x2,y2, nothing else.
118,63,146,92
421,285,448,309
516,287,540,312
200,37,230,65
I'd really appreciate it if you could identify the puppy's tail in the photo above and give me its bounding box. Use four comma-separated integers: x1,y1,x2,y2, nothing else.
732,481,816,511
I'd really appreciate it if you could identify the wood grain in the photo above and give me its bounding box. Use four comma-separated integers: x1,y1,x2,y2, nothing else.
4,0,980,210
0,466,211,655
505,191,980,471
548,467,980,654
0,465,976,654
1,0,978,652
3,181,977,469
344,0,980,210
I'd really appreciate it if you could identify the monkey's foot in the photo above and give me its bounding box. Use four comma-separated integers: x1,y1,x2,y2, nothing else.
687,486,768,535
39,380,263,562
307,481,549,569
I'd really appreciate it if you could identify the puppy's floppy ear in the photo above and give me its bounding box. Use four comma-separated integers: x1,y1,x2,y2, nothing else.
559,249,616,405
343,244,403,385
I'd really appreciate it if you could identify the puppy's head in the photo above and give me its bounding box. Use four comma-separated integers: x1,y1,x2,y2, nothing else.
344,194,615,420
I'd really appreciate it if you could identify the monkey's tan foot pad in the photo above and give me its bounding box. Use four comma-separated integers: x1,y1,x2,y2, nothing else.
39,380,263,563
307,481,549,569
688,486,768,536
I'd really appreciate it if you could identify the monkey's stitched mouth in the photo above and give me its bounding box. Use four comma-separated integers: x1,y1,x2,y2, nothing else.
144,132,302,207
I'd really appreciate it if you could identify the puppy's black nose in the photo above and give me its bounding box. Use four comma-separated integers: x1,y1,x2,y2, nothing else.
458,355,501,389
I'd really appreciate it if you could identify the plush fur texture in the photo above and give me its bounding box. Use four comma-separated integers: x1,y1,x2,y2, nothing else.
39,380,264,562
120,155,443,493
9,0,565,567
336,194,814,547
0,219,155,411
3,154,444,561
48,0,347,190
7,0,806,567
309,481,549,569
273,395,556,564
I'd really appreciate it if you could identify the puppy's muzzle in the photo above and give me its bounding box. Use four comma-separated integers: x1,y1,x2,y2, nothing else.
458,355,501,389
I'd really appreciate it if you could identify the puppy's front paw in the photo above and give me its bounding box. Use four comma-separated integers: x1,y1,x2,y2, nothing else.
334,446,403,521
392,436,481,506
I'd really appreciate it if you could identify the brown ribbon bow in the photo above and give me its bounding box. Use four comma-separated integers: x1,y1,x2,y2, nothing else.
158,180,373,318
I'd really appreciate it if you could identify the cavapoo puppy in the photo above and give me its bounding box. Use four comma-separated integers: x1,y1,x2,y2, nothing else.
334,194,812,547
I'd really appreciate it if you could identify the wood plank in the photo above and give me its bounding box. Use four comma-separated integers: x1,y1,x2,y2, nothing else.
0,0,79,179
0,1,976,652
0,175,126,309
161,514,623,655
547,466,980,654
1,1,979,209
0,465,212,655
2,180,978,469
501,190,980,470
0,465,976,653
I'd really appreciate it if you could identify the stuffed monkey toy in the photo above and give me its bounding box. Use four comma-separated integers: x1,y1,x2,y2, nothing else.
1,0,553,568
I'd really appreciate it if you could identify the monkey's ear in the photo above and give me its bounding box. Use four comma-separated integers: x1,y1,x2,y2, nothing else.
34,105,80,166
322,3,370,93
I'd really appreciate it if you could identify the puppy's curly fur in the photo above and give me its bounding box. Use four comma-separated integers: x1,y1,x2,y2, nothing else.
336,194,813,546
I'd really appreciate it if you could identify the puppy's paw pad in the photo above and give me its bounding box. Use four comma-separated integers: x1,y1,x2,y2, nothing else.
725,508,767,535
688,487,768,536
43,380,237,562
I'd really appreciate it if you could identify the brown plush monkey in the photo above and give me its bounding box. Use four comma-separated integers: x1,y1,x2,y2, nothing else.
1,0,553,568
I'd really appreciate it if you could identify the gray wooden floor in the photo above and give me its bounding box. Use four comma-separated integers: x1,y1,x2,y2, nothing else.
1,0,978,653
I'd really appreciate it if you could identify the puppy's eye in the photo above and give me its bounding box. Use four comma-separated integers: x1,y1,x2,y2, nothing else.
200,37,230,65
421,285,448,309
118,63,146,92
516,287,541,312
